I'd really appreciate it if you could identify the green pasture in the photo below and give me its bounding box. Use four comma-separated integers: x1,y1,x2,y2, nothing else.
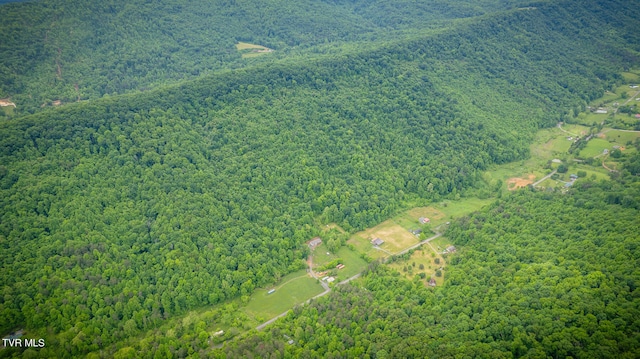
622,71,640,83
604,129,640,145
347,233,386,260
243,271,324,320
430,236,454,252
430,198,494,223
580,138,611,158
575,112,609,126
333,246,368,281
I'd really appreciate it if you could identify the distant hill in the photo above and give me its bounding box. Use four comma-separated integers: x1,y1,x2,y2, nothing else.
0,0,519,115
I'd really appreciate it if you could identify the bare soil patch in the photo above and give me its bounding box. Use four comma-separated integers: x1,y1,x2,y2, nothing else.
0,99,16,107
507,174,536,190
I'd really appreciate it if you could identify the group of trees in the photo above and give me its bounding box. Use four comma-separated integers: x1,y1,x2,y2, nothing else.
223,156,640,358
0,0,639,357
0,0,523,115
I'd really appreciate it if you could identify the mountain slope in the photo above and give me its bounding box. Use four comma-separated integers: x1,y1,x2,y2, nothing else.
0,0,518,115
0,0,639,357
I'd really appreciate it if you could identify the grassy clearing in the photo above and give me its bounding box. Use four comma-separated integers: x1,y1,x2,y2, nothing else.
235,42,268,50
312,243,335,268
236,42,273,58
323,223,346,233
353,220,420,254
622,71,640,83
243,270,323,321
563,124,590,136
347,233,387,260
581,138,613,158
604,129,640,145
431,198,494,223
333,246,368,281
575,112,609,126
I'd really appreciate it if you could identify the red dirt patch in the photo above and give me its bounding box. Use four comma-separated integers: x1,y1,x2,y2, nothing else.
506,174,536,190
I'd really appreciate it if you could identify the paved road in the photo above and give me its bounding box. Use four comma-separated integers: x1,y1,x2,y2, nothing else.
532,169,557,187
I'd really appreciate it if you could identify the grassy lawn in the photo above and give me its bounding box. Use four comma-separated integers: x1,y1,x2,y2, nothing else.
563,124,590,136
604,129,640,145
347,233,386,260
575,112,609,126
243,270,324,321
430,236,454,252
236,42,268,50
311,243,335,268
322,223,346,233
333,246,368,281
580,138,612,158
432,197,494,223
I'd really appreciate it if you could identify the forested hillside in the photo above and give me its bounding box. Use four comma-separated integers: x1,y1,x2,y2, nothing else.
222,154,640,358
0,0,517,114
1,0,640,357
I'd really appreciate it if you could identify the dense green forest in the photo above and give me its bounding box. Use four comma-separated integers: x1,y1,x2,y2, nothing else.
222,153,640,359
1,0,640,357
0,0,519,114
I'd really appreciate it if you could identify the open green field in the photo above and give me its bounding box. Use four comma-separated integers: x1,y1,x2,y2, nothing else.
242,270,324,321
575,112,609,126
580,138,611,158
333,246,368,281
563,124,590,136
622,71,640,83
311,243,367,280
430,236,454,252
603,129,640,145
311,243,336,268
425,198,494,225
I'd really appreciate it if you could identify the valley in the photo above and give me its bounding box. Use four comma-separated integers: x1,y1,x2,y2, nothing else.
1,0,639,358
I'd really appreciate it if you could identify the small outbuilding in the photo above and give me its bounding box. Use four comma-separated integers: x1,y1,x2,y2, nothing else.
371,238,384,246
308,237,322,249
429,278,437,287
419,217,430,224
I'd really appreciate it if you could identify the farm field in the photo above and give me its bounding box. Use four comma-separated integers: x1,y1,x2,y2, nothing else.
580,138,612,158
242,270,324,321
603,129,640,145
352,220,420,254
